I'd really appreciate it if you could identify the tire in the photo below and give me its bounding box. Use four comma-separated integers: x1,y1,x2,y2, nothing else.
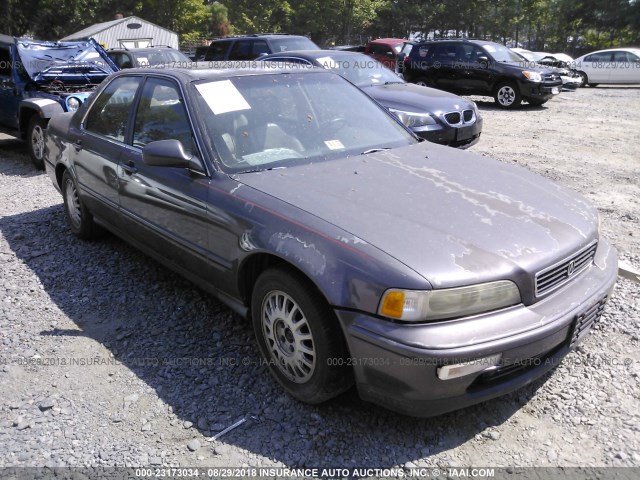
527,98,548,106
494,82,522,109
61,170,102,240
27,116,48,170
251,267,352,404
578,71,588,87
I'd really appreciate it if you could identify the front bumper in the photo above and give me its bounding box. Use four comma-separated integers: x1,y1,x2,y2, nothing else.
520,80,563,100
335,239,617,417
413,115,483,149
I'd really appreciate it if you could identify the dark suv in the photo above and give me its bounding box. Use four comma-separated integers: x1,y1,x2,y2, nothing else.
0,35,117,168
402,39,562,108
204,34,318,61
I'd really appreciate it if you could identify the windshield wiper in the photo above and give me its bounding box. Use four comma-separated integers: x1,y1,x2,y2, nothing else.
361,148,390,155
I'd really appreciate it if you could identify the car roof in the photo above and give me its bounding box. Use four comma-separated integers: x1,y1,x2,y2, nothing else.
581,47,640,54
109,47,178,52
369,38,406,45
415,38,498,47
263,49,365,58
212,34,310,41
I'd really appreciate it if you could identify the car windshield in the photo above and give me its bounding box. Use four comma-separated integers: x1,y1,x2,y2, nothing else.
483,44,524,63
314,53,403,86
270,37,319,53
133,50,190,66
192,71,415,173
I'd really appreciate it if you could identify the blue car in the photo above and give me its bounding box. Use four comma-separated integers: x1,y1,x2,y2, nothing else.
0,35,118,168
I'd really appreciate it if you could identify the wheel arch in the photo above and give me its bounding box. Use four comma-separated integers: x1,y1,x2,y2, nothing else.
238,252,332,317
19,99,63,135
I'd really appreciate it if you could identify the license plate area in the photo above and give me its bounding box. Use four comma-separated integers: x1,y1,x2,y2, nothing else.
552,87,560,94
569,296,608,348
456,125,474,141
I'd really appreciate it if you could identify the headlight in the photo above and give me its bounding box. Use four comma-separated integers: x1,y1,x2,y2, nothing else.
378,280,521,322
388,108,436,127
66,97,81,111
522,71,542,82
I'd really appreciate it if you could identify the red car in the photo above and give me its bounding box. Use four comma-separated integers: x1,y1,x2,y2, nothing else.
364,38,406,69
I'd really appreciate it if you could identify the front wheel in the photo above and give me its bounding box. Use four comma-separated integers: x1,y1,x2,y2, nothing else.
61,170,103,240
27,116,48,170
251,267,352,404
494,82,522,109
578,71,589,87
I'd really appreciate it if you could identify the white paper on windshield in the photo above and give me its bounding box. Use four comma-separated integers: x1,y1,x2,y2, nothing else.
324,140,344,150
137,57,149,66
317,56,339,70
195,80,251,115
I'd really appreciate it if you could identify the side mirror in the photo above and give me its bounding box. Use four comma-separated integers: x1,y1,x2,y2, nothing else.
477,56,489,67
142,139,203,172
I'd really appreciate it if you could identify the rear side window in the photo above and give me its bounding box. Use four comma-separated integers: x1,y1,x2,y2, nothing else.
412,44,431,59
84,76,142,142
205,41,231,61
369,44,393,56
612,51,638,62
227,40,270,60
109,52,133,69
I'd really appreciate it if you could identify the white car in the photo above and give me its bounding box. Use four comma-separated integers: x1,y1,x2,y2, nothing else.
511,48,581,91
574,48,640,86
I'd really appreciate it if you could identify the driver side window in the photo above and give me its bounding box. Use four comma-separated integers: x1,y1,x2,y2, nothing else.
132,77,195,155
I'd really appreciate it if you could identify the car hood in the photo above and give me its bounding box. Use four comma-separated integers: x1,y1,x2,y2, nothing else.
16,38,117,84
361,82,475,113
236,142,599,289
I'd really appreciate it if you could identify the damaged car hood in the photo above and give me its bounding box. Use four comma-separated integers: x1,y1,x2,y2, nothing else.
236,142,599,289
16,38,117,83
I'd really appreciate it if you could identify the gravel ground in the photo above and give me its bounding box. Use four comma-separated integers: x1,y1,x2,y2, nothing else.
0,86,639,473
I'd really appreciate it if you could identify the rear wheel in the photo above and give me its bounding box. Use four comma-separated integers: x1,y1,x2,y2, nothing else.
61,170,103,240
251,267,352,404
494,82,521,109
27,116,48,170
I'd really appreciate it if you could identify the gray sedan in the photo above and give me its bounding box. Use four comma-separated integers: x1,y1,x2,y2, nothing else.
44,65,617,417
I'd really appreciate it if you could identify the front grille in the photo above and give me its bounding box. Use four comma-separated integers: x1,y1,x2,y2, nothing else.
444,112,461,124
543,73,560,82
570,296,607,348
444,109,475,126
535,241,597,297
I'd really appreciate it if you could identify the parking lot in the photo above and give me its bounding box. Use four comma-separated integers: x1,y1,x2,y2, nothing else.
0,86,639,470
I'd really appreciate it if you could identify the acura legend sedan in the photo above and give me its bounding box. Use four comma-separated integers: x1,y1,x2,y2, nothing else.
44,66,617,417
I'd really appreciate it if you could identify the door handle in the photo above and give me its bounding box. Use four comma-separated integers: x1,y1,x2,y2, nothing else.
73,140,82,151
122,162,138,175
